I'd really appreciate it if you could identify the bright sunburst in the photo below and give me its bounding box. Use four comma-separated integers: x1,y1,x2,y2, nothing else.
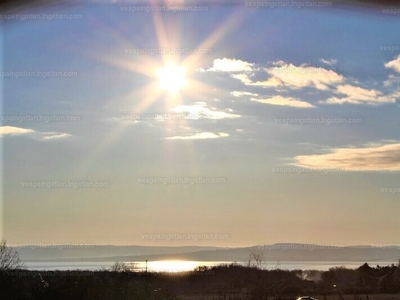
158,63,187,95
79,12,241,175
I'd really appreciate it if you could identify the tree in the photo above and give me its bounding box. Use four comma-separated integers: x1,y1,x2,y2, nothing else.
109,261,136,272
248,249,265,269
394,260,400,291
0,239,24,271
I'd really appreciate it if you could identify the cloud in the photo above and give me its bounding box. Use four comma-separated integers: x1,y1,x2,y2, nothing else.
320,58,337,66
384,74,400,87
219,58,397,107
232,72,282,87
385,55,400,73
166,132,229,140
231,73,255,85
264,63,343,90
207,58,254,72
231,91,258,97
171,102,240,119
233,62,343,91
41,133,72,140
325,84,395,105
0,126,34,136
251,95,315,108
0,126,71,140
293,142,400,171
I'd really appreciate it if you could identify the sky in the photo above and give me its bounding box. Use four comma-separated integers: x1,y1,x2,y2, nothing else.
1,0,400,247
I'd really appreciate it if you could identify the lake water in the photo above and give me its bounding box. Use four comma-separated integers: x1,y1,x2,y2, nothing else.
23,260,398,272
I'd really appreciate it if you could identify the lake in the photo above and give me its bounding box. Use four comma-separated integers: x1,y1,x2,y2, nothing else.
22,260,398,272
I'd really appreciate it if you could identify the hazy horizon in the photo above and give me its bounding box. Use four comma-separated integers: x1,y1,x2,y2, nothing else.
7,242,400,248
2,1,400,248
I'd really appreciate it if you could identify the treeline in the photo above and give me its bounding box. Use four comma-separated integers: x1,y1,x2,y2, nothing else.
319,263,400,294
0,262,399,299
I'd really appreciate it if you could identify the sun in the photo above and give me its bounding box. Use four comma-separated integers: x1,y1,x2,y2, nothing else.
158,63,187,95
148,260,199,273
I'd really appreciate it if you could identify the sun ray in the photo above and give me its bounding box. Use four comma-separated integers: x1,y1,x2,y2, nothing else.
74,5,249,178
152,12,174,65
92,54,159,79
182,9,247,69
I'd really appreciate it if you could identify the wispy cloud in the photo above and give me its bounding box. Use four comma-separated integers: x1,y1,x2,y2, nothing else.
385,54,400,73
263,62,343,90
320,58,337,66
166,132,229,140
293,142,400,171
206,58,254,72
232,61,343,91
231,73,254,85
225,57,400,107
171,102,240,119
0,126,71,141
325,84,396,105
0,126,34,136
41,132,72,140
231,91,258,97
384,74,400,87
251,95,315,108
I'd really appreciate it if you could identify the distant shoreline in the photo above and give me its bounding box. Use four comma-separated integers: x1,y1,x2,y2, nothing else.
22,260,399,272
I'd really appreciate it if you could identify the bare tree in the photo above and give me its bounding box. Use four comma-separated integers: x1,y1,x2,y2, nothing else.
109,261,137,272
248,249,265,269
0,239,24,271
